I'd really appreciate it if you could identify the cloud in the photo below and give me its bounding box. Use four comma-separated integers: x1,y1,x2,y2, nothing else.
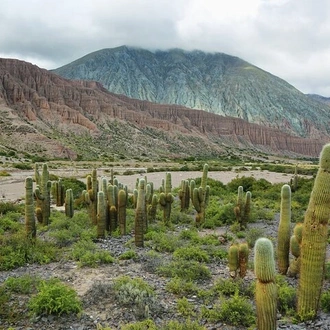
0,0,329,95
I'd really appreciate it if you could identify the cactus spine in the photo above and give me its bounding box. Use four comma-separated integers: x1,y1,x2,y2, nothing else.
159,172,174,225
34,163,51,226
97,191,106,238
135,178,146,247
25,177,36,239
277,184,291,275
65,189,74,218
192,164,210,226
297,144,330,320
254,238,277,330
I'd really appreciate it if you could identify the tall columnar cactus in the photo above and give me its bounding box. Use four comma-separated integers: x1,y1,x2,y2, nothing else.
238,242,249,278
254,238,277,330
34,163,51,226
234,186,251,229
86,169,98,225
192,164,210,226
148,194,158,223
228,242,249,279
118,189,127,235
97,191,106,238
277,184,291,275
159,172,174,225
287,222,303,277
65,189,74,218
228,244,239,278
135,178,146,247
179,179,190,211
53,179,65,207
107,184,118,233
297,144,330,321
25,177,36,239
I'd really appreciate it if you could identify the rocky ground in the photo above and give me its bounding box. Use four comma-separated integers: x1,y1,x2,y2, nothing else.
1,216,330,330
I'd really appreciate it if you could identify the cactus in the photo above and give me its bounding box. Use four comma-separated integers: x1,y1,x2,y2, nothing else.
65,188,74,218
159,172,174,225
238,242,249,278
97,191,106,238
192,164,210,226
107,184,118,233
86,169,98,225
297,144,330,321
135,178,146,247
277,184,291,275
234,186,251,230
53,179,65,207
288,222,304,277
148,194,158,223
34,163,51,226
228,244,239,278
254,238,277,330
179,179,190,211
228,242,249,279
118,189,127,235
25,177,36,239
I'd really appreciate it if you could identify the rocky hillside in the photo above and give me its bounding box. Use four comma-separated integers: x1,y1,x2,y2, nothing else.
0,58,327,160
53,46,330,139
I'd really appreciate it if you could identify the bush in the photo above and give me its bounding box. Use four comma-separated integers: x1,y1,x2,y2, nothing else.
28,279,82,315
4,274,40,294
176,297,195,317
165,277,198,296
121,319,157,330
321,291,330,313
157,260,211,281
71,239,114,267
162,319,206,330
173,246,210,262
202,292,255,327
246,227,265,248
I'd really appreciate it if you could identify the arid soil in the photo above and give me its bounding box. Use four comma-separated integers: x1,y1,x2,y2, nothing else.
0,168,295,201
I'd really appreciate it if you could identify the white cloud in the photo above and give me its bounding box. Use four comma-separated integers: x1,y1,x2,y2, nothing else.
0,0,329,95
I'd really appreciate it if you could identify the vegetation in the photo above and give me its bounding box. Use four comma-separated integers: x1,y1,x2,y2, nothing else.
0,158,325,329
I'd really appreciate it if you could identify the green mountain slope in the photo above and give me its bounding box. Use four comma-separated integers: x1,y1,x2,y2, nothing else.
53,46,330,139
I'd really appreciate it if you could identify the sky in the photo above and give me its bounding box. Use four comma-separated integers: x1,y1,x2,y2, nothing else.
1,0,330,96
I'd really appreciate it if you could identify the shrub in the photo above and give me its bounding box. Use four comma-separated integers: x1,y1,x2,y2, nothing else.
4,274,40,294
0,202,23,215
121,319,157,330
165,277,198,296
157,260,211,281
118,250,138,261
246,227,265,248
71,239,114,267
28,279,82,315
162,319,206,330
113,276,156,318
321,291,330,313
173,246,210,262
13,163,33,170
201,292,255,327
176,297,195,317
145,231,183,252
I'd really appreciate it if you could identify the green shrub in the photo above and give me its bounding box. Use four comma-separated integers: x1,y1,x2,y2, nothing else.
13,163,33,170
28,279,82,315
113,276,155,318
161,319,206,330
165,277,198,296
121,319,157,330
157,260,211,281
0,202,23,215
4,274,40,294
246,227,265,248
118,250,138,261
0,212,21,233
145,231,182,252
176,297,195,317
278,282,296,316
173,246,210,262
321,291,330,313
71,239,114,267
201,292,255,326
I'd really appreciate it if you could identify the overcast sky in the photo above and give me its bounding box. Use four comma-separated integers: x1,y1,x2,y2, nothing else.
1,0,329,96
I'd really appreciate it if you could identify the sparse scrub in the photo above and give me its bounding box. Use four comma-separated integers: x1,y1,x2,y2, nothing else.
28,279,82,316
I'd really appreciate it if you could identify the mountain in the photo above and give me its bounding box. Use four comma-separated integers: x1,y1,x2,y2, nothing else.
0,58,326,161
53,46,330,139
307,94,330,106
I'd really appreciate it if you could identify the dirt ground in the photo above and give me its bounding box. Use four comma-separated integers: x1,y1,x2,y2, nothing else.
0,168,295,201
